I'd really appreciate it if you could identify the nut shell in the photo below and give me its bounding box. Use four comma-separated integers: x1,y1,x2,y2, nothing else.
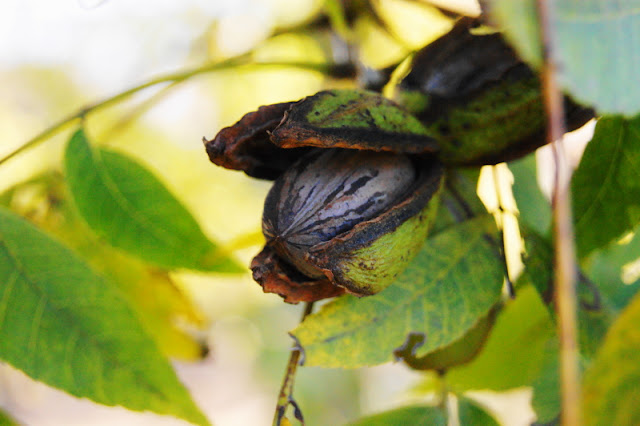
256,150,443,297
263,149,416,279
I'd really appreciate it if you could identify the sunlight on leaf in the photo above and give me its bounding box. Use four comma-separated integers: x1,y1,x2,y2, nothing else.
0,172,206,361
64,129,243,273
0,207,209,426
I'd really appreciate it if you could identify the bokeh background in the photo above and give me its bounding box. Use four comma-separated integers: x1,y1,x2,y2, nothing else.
0,1,544,425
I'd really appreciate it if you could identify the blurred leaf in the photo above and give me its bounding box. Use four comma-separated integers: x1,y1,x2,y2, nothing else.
509,155,550,235
587,231,640,312
573,116,640,259
347,405,446,426
445,286,553,392
531,340,560,424
489,0,542,68
0,207,209,426
518,227,553,298
293,215,504,368
1,172,205,361
491,0,640,115
324,0,351,40
64,129,242,272
553,1,640,114
0,409,19,426
432,168,486,234
582,291,640,426
518,227,615,359
458,396,500,426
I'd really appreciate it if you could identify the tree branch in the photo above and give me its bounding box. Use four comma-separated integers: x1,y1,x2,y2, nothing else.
536,1,581,425
0,55,338,167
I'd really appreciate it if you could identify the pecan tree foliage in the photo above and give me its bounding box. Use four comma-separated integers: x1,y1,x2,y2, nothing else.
2,1,640,425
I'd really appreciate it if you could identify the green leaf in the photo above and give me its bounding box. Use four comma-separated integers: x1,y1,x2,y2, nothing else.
0,207,209,426
394,308,496,371
458,397,500,426
573,116,640,258
531,340,560,424
587,230,640,312
518,227,615,359
324,0,351,41
0,409,19,426
445,286,554,392
517,227,554,298
491,0,640,115
582,291,640,426
1,172,207,361
64,129,242,272
489,0,542,68
348,405,446,426
432,169,486,235
553,1,640,115
292,215,504,368
509,155,551,236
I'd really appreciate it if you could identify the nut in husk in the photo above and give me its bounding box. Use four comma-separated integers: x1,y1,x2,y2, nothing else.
205,89,443,303
203,20,594,303
259,149,442,298
394,18,594,166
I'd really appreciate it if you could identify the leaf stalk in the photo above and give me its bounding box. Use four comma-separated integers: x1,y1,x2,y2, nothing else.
273,302,314,426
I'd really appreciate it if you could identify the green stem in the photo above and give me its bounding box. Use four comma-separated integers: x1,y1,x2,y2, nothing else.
0,55,334,167
273,302,315,426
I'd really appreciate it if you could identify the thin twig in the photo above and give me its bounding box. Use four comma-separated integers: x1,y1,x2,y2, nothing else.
273,302,315,426
97,80,184,144
537,1,581,425
0,56,335,167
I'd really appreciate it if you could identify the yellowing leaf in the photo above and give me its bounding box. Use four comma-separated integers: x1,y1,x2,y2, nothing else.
293,215,504,368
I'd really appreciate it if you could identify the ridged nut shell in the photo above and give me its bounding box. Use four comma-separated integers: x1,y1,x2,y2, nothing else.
261,149,443,295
